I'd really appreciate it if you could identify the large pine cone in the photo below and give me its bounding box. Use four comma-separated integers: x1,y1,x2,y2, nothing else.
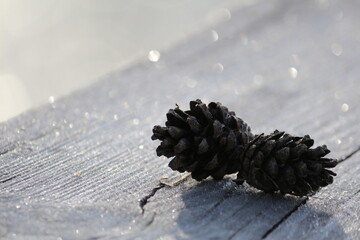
151,99,253,180
236,130,337,196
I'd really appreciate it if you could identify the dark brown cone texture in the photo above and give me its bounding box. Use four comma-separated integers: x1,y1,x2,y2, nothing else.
236,130,337,196
151,99,254,181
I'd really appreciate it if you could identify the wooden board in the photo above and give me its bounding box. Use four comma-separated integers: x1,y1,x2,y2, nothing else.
1,0,360,239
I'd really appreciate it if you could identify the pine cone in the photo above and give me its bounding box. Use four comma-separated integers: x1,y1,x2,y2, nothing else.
151,99,254,181
236,130,337,196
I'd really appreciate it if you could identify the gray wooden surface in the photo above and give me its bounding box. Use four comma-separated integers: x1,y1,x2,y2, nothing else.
1,0,360,239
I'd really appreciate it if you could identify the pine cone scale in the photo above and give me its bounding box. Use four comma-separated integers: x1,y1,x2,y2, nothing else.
151,100,337,197
237,130,338,196
168,126,187,139
197,138,209,155
152,99,253,181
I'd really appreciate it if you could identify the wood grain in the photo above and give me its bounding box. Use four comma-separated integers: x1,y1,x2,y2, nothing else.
1,0,359,239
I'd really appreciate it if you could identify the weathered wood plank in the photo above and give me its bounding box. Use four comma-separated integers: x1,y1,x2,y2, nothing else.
264,151,360,240
1,0,360,239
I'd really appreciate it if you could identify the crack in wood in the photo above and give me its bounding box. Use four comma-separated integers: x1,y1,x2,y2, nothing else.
262,197,308,239
261,145,360,239
0,175,17,184
139,184,165,215
0,144,19,157
0,149,9,156
338,146,360,163
228,211,264,240
195,188,235,222
144,212,157,227
350,188,360,200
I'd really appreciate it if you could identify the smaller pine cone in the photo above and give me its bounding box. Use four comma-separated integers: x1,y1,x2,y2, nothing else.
236,130,337,196
151,99,253,181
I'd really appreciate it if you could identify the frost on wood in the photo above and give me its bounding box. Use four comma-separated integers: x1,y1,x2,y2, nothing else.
1,0,360,239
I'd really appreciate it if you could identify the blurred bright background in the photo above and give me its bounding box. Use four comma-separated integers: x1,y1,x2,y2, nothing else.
0,0,257,122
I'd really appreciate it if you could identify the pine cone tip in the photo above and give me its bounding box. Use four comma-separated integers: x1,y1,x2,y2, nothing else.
237,130,337,196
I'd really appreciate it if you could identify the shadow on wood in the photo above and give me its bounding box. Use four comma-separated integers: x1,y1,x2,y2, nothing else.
175,179,347,239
